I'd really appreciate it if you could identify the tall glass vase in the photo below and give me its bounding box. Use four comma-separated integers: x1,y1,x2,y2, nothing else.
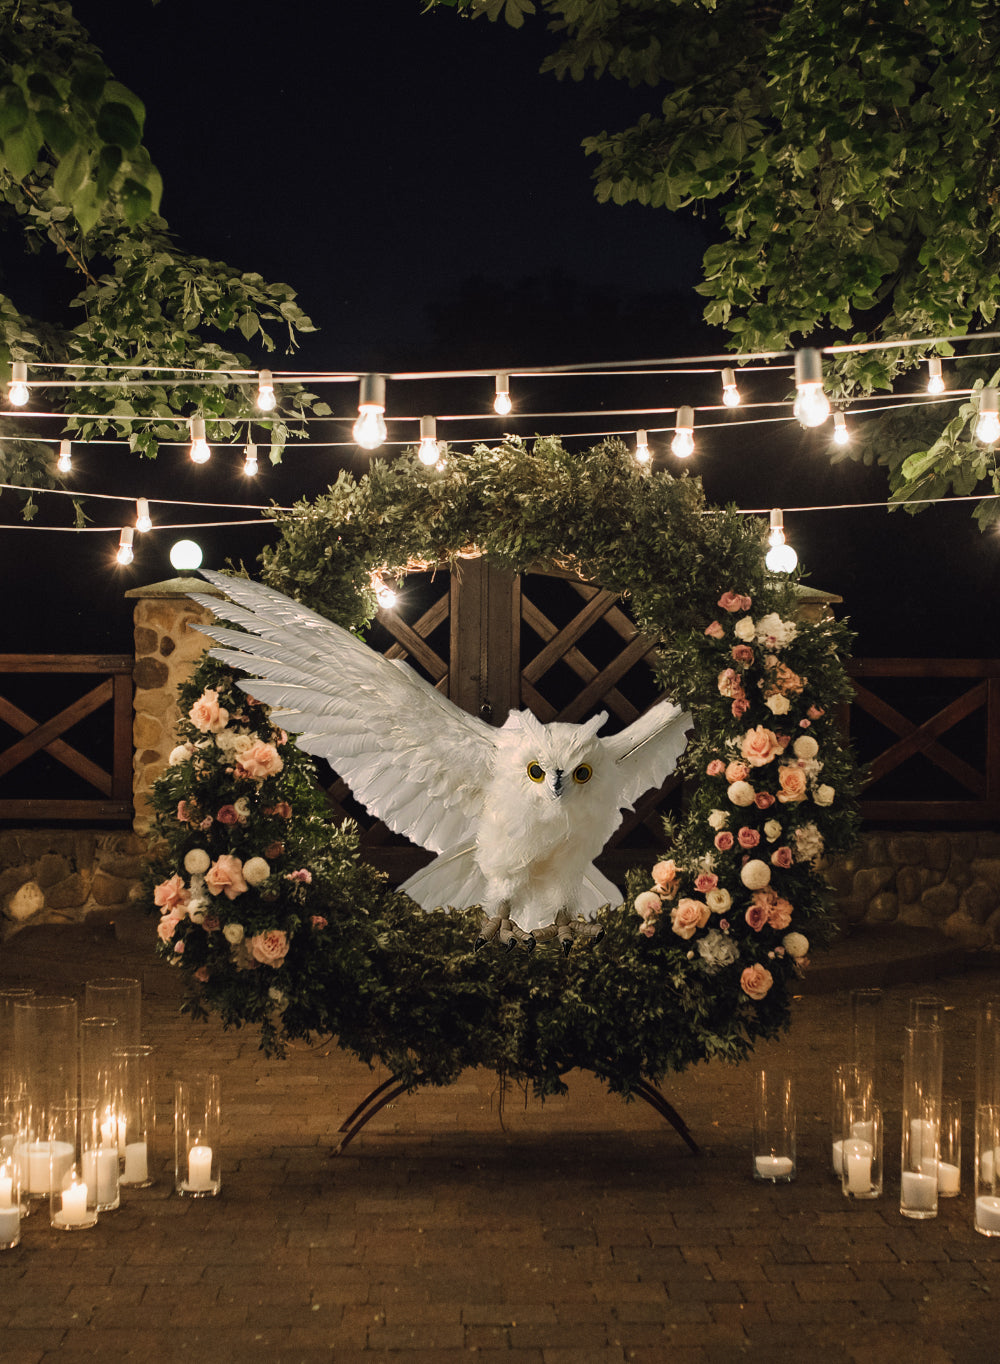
83,978,141,1046
12,996,78,1200
900,1023,943,1219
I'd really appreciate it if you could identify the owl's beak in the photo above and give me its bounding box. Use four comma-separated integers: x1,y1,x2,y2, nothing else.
548,769,565,799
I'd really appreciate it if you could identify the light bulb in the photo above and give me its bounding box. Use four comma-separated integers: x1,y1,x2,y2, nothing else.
376,585,398,609
135,498,152,533
57,439,72,473
116,527,134,566
170,539,203,572
354,373,387,450
635,429,650,465
256,369,276,412
765,541,799,573
793,347,830,427
927,357,945,395
671,405,695,458
418,415,440,466
189,416,211,464
243,442,259,476
976,387,1000,444
8,361,28,406
721,367,741,407
832,412,850,446
493,373,512,416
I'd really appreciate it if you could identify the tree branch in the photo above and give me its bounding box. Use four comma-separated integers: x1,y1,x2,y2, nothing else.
22,182,98,287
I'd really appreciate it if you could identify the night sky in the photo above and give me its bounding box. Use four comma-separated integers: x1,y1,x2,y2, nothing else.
3,1,996,660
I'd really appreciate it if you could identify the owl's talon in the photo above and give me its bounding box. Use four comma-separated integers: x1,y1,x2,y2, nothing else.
474,936,489,953
522,934,537,953
560,937,573,958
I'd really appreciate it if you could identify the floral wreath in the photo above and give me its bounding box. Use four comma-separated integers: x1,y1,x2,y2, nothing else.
145,437,860,1098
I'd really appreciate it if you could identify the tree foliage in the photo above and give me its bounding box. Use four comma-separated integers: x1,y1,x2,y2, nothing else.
427,0,1000,523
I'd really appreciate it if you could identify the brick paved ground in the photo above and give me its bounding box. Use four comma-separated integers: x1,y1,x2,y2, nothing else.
2,919,999,1364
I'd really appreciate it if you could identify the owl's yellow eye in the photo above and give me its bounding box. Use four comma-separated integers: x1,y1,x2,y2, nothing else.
573,763,593,784
527,761,545,783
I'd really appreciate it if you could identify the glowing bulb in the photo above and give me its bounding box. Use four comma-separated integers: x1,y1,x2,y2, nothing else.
493,373,512,416
766,541,799,573
634,429,650,465
353,373,387,450
189,416,211,464
256,369,276,412
376,584,398,609
793,347,830,427
418,415,440,466
671,405,695,458
170,539,203,572
116,527,134,566
135,497,152,533
721,367,741,407
927,356,946,395
243,442,259,476
976,387,1000,444
57,439,72,473
832,412,850,446
8,361,28,406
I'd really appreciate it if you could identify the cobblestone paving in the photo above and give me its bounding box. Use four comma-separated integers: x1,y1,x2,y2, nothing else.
2,921,999,1363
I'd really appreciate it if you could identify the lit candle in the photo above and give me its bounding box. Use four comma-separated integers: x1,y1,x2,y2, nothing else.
124,1141,148,1184
976,1195,1000,1234
0,1173,12,1207
844,1138,874,1194
83,1149,119,1204
901,1169,937,1212
59,1179,89,1226
187,1144,213,1190
938,1161,960,1195
23,1139,74,1195
754,1155,794,1179
832,1139,844,1176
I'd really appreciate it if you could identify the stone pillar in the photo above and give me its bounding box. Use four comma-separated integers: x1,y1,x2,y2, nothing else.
124,577,224,833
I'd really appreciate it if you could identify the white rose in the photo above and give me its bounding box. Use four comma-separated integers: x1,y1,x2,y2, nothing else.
733,616,756,642
233,797,251,819
168,744,192,766
707,809,729,831
814,784,835,806
740,859,771,890
728,780,755,808
793,735,819,760
764,819,783,843
782,932,810,959
765,694,791,716
242,856,271,886
222,922,244,945
183,848,211,875
706,888,732,914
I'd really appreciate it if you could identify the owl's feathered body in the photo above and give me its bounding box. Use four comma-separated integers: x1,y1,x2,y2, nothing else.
192,572,692,941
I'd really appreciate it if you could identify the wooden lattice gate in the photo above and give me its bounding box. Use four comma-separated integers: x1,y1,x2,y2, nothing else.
320,558,680,886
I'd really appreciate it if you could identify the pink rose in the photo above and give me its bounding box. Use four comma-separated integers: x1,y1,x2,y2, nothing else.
704,621,725,639
799,719,811,729
771,846,793,869
717,591,744,613
731,645,754,665
237,741,283,780
205,854,249,901
154,874,188,914
754,792,776,810
777,764,808,803
694,872,718,893
726,760,750,784
706,759,726,777
173,940,185,955
714,831,734,852
741,726,781,768
652,860,679,897
216,805,240,825
177,800,194,824
310,915,328,930
250,929,289,967
670,898,710,940
717,668,743,699
157,913,181,942
285,868,313,884
198,817,213,831
188,688,229,734
731,697,750,720
741,964,774,1000
639,922,657,938
738,827,760,849
745,903,768,932
634,890,663,922
807,705,825,720
194,965,210,982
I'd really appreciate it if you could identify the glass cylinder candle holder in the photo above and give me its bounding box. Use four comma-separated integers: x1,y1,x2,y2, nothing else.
115,1045,155,1187
850,987,884,1075
900,1023,943,1220
83,978,141,1046
175,1076,221,1197
831,1061,874,1178
48,1101,99,1231
13,996,78,1199
976,997,1000,1113
752,1070,796,1183
1,1089,28,1218
938,1097,962,1198
841,1098,882,1199
975,1102,1000,1236
0,1148,21,1248
909,994,945,1028
0,986,34,1093
80,1016,123,1159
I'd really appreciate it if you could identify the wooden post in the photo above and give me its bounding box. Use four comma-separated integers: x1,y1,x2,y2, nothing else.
448,558,520,724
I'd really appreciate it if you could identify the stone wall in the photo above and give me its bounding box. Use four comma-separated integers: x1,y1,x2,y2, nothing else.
0,828,146,940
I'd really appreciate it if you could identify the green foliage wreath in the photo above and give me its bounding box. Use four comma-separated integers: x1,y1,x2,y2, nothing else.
146,437,860,1098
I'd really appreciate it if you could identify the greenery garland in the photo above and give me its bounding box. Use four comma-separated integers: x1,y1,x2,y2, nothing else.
146,437,861,1098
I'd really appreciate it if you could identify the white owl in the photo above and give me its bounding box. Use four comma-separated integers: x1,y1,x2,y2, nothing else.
193,572,692,952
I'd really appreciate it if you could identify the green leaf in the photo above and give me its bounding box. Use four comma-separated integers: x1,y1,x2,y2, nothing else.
95,101,141,150
238,312,259,341
36,108,77,156
95,142,122,197
2,121,43,180
53,144,89,206
118,177,152,225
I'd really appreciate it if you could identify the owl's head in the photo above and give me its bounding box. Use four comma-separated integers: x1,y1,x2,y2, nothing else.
497,709,611,804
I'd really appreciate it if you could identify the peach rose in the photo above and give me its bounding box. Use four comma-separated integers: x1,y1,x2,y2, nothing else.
694,872,718,893
670,898,710,940
157,913,181,942
777,764,808,803
714,831,734,851
717,668,743,699
726,760,750,784
704,620,725,638
741,725,781,768
652,860,679,896
754,791,776,810
737,826,760,849
732,698,750,719
154,874,188,914
189,688,229,734
767,896,794,930
238,741,284,780
740,963,774,1000
706,759,726,777
205,854,248,900
771,846,793,869
250,929,289,967
717,591,744,613
731,644,754,665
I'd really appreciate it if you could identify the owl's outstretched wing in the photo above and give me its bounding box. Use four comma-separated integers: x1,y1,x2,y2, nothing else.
189,571,498,855
602,697,693,810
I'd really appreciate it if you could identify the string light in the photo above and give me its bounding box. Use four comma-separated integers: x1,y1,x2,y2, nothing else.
765,508,798,573
135,497,152,533
116,526,134,565
170,539,203,571
353,373,387,450
793,348,831,428
256,369,276,412
832,412,850,446
634,429,650,465
57,439,72,473
493,373,512,416
8,361,28,406
370,571,398,609
721,367,741,407
976,386,1000,444
927,356,946,395
243,442,259,476
418,415,440,466
671,406,695,458
189,416,211,464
